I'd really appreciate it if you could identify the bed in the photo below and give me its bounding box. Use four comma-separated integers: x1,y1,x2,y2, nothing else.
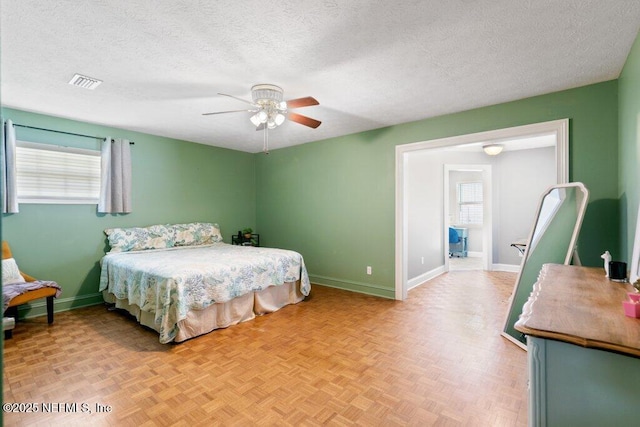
99,222,310,343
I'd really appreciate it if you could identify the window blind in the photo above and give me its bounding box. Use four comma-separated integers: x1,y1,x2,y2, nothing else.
16,141,101,204
458,182,483,224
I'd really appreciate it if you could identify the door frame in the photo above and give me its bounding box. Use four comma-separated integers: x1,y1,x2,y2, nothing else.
394,119,569,300
444,164,492,272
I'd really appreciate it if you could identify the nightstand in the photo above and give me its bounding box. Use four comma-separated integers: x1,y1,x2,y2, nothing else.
232,234,260,247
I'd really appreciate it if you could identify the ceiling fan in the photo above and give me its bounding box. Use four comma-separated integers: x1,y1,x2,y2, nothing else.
203,84,321,153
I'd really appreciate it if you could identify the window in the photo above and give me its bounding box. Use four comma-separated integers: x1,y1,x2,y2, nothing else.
457,181,483,225
16,141,101,204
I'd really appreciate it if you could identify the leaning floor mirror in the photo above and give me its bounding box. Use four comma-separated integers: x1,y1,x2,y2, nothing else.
628,201,640,289
501,182,589,349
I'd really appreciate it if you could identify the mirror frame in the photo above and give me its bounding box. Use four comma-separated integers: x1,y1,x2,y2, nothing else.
629,201,640,286
501,182,589,349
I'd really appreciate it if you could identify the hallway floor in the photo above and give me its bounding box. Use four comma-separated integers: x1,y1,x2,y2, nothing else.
449,255,483,271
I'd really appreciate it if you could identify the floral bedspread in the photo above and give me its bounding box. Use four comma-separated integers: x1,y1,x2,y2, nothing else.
99,243,310,343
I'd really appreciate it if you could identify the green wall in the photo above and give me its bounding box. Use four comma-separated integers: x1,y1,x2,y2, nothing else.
619,31,640,261
0,77,626,307
256,81,620,298
1,108,256,317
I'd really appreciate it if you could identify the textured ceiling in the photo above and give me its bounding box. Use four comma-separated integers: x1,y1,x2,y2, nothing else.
1,1,639,153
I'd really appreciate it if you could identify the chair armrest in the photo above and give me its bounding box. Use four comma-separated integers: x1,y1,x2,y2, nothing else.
20,271,37,282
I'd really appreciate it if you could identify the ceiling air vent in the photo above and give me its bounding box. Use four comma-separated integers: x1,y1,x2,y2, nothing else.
68,73,102,90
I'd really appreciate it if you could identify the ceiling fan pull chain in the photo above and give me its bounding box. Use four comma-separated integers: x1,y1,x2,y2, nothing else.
263,126,269,154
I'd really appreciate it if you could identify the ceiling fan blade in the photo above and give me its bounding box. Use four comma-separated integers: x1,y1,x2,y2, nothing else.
218,93,257,106
288,112,321,129
255,123,266,131
286,96,319,109
202,109,257,116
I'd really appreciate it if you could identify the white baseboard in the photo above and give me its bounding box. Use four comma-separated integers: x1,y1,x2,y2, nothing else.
408,263,520,291
408,266,446,290
492,263,521,273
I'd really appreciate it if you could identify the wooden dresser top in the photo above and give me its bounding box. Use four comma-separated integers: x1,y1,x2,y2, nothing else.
515,263,640,358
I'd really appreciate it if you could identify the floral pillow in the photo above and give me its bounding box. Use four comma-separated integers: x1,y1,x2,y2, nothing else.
2,258,26,285
105,224,175,253
172,222,223,246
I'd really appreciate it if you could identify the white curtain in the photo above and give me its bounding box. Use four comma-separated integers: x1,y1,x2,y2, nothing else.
98,137,132,213
2,119,19,213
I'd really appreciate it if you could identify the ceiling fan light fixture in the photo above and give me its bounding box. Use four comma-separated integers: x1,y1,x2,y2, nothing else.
483,143,504,155
203,84,321,149
256,110,268,123
251,84,284,103
249,114,260,127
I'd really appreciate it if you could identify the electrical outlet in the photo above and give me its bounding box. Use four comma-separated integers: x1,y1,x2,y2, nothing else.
366,266,372,275
421,257,424,264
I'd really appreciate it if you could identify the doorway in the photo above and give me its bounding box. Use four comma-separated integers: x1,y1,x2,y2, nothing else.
394,119,569,300
444,165,492,272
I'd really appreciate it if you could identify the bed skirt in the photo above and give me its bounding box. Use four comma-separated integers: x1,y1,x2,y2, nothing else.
102,280,304,342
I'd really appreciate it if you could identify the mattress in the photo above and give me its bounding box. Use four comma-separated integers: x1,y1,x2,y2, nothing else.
99,243,310,343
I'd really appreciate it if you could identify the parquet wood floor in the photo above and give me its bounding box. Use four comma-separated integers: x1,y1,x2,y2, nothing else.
3,270,527,426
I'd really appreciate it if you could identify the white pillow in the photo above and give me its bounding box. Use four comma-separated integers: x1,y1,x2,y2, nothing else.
2,258,26,285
